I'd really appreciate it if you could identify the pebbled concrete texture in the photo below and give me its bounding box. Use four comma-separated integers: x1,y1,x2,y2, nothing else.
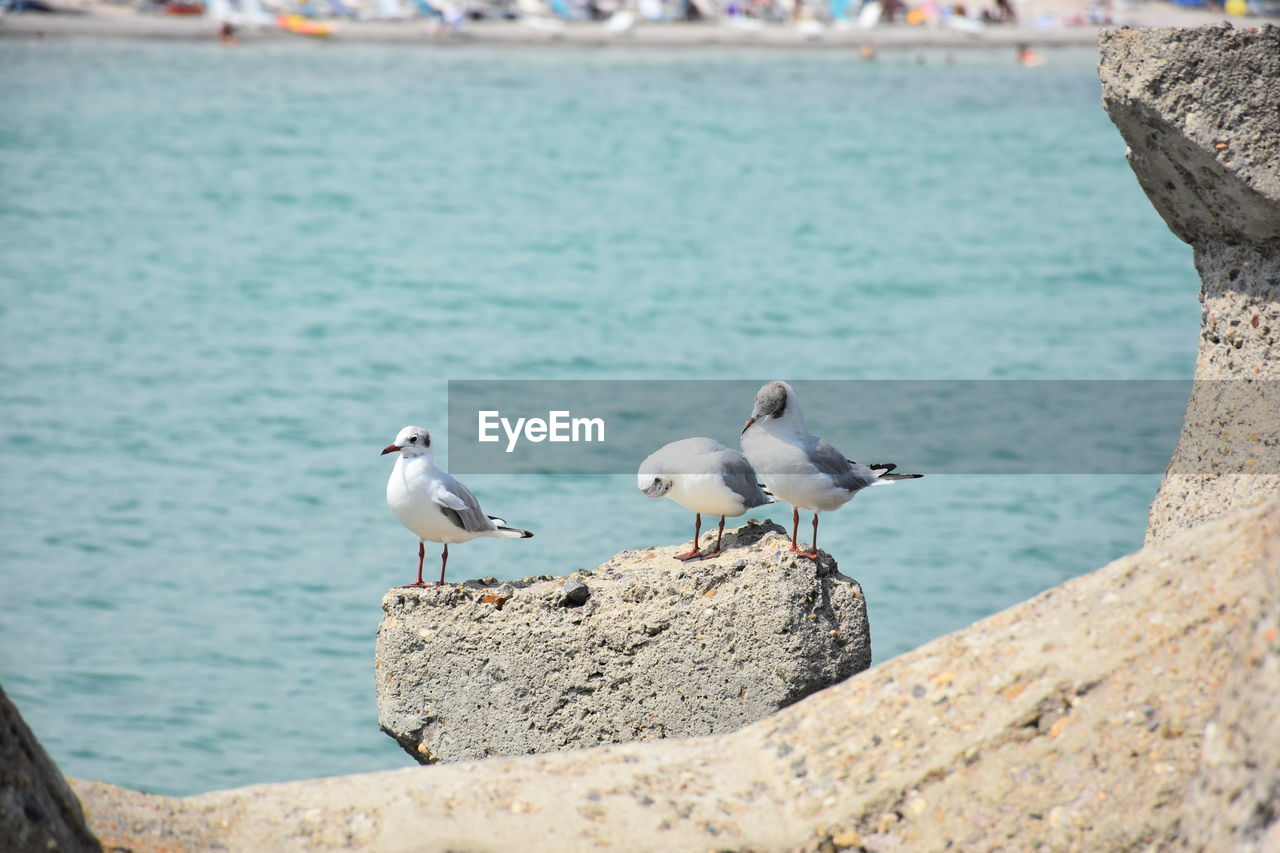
376,519,872,764
68,496,1280,852
1099,24,1280,542
1099,25,1279,247
1174,513,1280,853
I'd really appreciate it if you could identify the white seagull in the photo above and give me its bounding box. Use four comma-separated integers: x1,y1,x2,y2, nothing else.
382,426,533,587
740,381,921,558
638,437,774,561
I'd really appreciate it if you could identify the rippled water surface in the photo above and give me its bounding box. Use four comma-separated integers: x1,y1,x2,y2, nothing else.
0,40,1196,795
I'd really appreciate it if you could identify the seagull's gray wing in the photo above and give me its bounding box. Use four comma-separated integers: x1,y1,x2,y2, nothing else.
718,450,774,509
433,474,498,534
809,437,882,494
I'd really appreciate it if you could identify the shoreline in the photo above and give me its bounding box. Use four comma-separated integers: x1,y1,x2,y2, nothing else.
1,7,1265,48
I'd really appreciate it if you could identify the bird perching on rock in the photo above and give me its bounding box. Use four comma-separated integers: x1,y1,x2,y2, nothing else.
382,426,533,588
740,381,922,559
638,437,774,561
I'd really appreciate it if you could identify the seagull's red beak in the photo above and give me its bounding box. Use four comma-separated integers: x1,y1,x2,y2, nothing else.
381,444,401,456
741,417,756,435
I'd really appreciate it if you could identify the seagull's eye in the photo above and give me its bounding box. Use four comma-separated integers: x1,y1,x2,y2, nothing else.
408,436,417,443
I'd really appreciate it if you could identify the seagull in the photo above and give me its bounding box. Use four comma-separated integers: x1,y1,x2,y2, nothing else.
740,381,921,559
638,437,773,561
382,426,532,587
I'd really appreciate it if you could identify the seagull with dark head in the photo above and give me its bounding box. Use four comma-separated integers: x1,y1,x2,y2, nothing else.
740,381,921,559
638,437,773,561
382,426,532,588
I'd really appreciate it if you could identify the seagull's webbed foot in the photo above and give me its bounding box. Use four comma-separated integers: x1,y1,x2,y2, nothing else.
699,549,722,561
673,548,704,562
795,548,820,560
402,581,430,589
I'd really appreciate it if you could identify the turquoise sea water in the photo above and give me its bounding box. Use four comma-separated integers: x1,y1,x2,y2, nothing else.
1,41,1196,796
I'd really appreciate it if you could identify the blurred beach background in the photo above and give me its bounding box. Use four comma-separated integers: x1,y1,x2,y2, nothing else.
0,33,1214,798
2,0,1274,45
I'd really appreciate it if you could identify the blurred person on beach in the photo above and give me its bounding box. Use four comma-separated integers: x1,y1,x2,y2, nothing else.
1017,43,1044,65
982,0,1015,22
429,1,465,33
880,0,904,22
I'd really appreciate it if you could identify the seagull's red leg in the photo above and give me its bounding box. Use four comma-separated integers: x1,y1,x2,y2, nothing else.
436,543,448,586
701,515,726,560
674,513,703,561
403,541,428,588
798,513,821,559
790,506,800,551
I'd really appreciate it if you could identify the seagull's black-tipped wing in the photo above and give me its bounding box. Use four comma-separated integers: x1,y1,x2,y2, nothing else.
808,437,882,493
718,450,774,509
433,474,498,533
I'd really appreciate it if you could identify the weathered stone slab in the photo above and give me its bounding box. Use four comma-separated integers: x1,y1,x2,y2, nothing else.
1099,25,1280,541
375,519,872,763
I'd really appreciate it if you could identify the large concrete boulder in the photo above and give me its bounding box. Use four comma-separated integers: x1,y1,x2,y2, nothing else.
376,519,872,763
1099,25,1280,541
68,496,1280,851
0,685,101,853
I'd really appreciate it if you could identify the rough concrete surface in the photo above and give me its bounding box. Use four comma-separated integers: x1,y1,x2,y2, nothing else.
1099,25,1280,541
376,519,872,764
68,496,1280,851
1174,511,1280,853
0,685,101,853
